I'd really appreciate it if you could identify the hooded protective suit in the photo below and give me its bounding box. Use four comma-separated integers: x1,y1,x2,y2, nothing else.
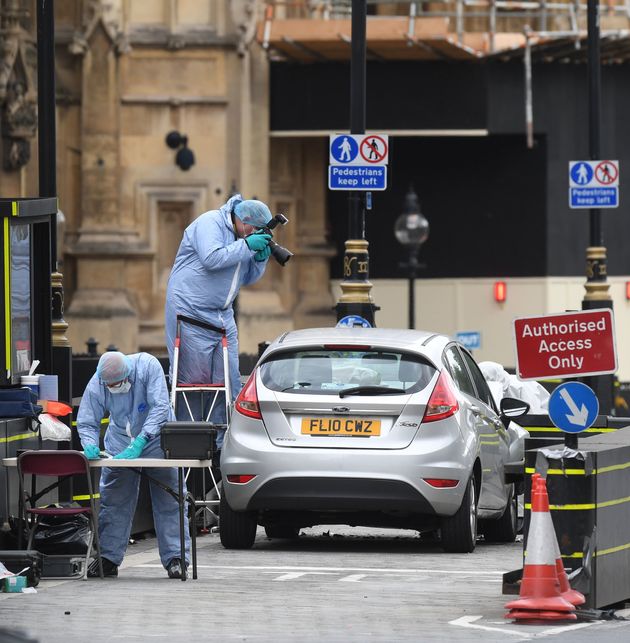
479,361,550,413
77,352,190,568
165,194,270,446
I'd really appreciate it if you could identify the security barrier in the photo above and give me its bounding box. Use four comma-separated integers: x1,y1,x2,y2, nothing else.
505,423,630,609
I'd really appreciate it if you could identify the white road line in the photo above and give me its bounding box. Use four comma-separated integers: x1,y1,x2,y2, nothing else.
135,563,503,575
340,574,368,582
270,571,339,581
449,615,530,638
533,622,595,637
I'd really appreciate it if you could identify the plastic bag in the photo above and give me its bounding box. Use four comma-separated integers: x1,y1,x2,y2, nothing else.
39,413,71,442
32,512,90,555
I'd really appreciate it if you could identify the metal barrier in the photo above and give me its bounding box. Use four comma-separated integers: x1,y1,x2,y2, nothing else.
504,422,630,609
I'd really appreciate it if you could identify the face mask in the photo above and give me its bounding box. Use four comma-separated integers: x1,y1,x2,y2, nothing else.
107,380,131,395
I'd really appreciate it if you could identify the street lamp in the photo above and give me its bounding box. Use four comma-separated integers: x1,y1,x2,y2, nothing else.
394,186,429,329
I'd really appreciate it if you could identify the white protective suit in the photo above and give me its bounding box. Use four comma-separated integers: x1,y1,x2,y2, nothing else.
479,361,550,413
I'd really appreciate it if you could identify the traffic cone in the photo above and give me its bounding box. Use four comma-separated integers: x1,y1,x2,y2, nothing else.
505,475,576,622
529,476,586,607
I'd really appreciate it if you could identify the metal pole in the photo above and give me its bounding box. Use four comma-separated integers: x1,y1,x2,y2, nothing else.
582,0,613,416
408,247,418,330
335,0,378,325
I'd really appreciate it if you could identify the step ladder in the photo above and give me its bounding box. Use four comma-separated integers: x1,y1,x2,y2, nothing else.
170,314,232,530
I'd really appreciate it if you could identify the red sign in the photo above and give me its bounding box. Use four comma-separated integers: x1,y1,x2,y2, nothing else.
360,135,388,164
513,309,617,380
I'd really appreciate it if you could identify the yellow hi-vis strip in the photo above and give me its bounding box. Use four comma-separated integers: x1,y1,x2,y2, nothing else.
72,494,100,501
3,217,10,375
71,418,109,427
525,426,617,433
0,432,38,444
560,542,630,559
525,494,630,511
525,460,630,476
11,201,18,216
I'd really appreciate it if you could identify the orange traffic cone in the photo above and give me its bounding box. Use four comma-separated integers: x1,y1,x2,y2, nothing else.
505,475,577,622
542,479,586,608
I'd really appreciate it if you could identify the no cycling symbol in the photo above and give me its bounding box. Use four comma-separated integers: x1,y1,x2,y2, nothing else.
360,136,388,164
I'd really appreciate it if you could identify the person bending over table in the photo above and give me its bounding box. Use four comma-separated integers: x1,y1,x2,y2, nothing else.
77,351,191,579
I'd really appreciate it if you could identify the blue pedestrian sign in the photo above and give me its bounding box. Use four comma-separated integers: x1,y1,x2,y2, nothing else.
456,331,481,350
336,315,372,328
548,382,599,433
329,166,387,191
569,160,619,209
330,135,359,164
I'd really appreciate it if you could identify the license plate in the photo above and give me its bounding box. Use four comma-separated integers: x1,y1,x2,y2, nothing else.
301,417,381,437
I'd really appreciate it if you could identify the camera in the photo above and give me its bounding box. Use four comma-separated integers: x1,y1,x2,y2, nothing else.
251,213,293,266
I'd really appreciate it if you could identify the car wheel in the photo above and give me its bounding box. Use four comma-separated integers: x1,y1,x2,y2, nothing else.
219,494,257,549
264,524,300,539
440,476,477,553
482,484,518,543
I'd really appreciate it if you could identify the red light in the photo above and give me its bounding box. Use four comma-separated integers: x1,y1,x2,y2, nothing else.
422,371,459,423
235,371,262,419
423,478,459,488
626,282,630,300
494,281,507,303
227,474,257,484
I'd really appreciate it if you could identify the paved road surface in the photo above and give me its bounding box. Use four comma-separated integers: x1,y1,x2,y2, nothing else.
1,526,629,642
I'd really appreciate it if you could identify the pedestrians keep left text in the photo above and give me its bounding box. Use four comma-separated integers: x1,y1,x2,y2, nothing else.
329,166,387,191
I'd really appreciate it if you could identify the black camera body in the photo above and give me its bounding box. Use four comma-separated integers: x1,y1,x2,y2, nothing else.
253,213,293,266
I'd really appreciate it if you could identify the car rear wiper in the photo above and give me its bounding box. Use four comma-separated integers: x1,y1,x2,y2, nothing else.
338,385,406,398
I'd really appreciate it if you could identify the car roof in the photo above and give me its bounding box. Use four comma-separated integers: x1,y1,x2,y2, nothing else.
264,327,451,363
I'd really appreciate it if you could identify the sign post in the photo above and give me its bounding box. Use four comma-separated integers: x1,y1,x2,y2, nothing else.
513,309,617,448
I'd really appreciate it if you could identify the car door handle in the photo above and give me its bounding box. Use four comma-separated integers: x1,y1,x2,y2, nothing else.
470,405,482,415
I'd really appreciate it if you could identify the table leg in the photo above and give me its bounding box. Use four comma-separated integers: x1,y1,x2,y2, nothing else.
178,467,186,581
190,493,198,580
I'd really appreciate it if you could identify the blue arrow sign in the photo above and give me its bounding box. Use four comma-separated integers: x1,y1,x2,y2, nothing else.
548,382,599,433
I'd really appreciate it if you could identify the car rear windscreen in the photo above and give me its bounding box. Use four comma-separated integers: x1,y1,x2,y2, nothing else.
259,349,437,395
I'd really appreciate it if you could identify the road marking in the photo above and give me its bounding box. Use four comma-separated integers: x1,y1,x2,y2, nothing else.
339,574,368,582
449,615,528,637
534,622,595,637
451,615,597,640
268,571,338,581
136,563,503,575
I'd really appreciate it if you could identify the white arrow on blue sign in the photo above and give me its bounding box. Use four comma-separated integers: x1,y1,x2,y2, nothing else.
548,382,599,433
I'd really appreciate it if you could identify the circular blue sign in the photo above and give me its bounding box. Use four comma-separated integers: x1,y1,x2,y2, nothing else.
331,136,358,164
548,382,599,433
570,162,593,186
336,315,372,329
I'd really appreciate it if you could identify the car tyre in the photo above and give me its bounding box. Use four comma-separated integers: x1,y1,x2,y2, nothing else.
264,524,300,539
441,476,477,553
219,494,257,549
482,484,518,543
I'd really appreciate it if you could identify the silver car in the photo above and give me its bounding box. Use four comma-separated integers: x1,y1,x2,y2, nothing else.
220,327,529,552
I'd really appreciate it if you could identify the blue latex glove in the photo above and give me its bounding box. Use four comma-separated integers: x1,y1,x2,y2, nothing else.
245,233,271,252
83,444,101,460
254,245,272,262
113,435,149,460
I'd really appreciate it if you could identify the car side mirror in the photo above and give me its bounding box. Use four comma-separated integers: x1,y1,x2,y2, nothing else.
500,397,530,420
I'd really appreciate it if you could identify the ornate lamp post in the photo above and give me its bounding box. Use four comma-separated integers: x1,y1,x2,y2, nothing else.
394,187,429,329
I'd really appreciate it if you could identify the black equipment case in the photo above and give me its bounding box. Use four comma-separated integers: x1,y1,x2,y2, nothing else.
160,422,216,460
0,550,43,587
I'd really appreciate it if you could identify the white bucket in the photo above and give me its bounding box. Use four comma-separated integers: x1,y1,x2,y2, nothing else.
20,375,40,398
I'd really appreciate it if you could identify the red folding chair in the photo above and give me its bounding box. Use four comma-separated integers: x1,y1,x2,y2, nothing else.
17,450,104,580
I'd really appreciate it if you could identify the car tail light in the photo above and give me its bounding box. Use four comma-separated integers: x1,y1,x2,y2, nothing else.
423,478,459,488
227,474,257,484
422,371,459,423
235,371,262,419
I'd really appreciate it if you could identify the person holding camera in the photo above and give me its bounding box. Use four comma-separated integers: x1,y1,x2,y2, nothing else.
165,194,273,451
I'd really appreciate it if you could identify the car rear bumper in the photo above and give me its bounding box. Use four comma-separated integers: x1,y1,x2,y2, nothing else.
245,476,437,513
